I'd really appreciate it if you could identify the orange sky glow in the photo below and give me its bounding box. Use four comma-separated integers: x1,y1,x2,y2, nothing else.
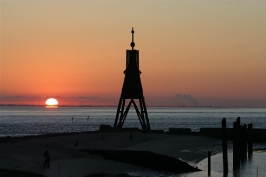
1,1,266,107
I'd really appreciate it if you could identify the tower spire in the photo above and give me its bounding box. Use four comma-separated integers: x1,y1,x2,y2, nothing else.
130,27,135,50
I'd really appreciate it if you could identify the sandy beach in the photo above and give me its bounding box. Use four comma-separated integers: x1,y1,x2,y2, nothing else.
0,131,222,177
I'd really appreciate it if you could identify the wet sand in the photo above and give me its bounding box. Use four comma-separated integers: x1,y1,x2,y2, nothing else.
0,131,222,177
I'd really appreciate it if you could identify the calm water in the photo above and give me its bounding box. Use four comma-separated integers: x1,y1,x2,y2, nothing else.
129,152,266,177
185,151,266,177
0,106,266,137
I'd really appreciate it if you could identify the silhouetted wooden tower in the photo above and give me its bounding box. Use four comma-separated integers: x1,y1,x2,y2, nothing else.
114,28,150,131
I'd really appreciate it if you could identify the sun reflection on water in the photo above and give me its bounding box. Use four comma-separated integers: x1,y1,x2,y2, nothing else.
45,105,58,108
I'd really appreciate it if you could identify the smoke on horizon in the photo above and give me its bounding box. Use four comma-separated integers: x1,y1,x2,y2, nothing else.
175,94,198,106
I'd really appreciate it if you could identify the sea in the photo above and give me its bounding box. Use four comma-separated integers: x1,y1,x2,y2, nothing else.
0,106,266,177
0,106,265,137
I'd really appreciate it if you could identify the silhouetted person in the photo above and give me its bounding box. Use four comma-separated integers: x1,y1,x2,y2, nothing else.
44,158,47,168
44,145,49,168
44,145,49,157
130,133,133,140
47,154,50,169
74,141,79,147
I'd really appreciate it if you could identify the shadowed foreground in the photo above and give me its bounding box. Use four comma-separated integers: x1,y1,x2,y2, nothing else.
84,173,138,177
82,149,200,173
0,132,221,177
0,168,46,177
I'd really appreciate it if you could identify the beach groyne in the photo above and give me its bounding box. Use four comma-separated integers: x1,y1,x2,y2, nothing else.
99,124,266,142
200,128,266,142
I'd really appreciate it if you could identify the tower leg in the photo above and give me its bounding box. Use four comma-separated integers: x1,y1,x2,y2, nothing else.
117,99,126,128
114,97,123,128
114,98,150,131
121,99,133,127
138,99,147,130
132,100,144,128
142,98,150,130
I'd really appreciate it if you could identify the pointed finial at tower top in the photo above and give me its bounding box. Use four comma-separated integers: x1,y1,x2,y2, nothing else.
130,27,135,50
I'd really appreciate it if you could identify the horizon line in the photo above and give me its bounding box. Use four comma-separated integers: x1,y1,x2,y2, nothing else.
0,104,265,109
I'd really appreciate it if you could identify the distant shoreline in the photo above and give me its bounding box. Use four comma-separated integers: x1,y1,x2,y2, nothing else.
1,104,265,108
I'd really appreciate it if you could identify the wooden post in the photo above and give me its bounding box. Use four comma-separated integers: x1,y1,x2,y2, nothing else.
244,124,247,160
248,123,253,157
222,118,228,173
87,116,89,129
208,151,211,176
236,117,241,169
233,121,237,170
240,125,245,163
71,117,74,131
233,117,241,170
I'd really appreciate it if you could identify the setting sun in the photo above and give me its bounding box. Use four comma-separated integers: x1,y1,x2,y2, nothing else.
46,98,58,106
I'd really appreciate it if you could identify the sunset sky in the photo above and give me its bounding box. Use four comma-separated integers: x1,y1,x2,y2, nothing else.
1,1,266,107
